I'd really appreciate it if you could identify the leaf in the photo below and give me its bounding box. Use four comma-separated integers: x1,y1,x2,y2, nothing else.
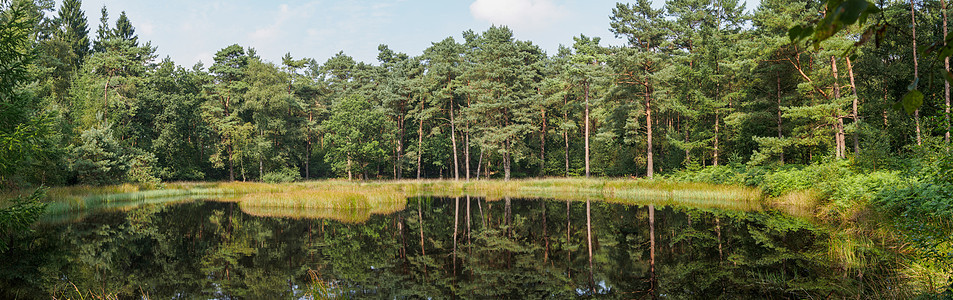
900,90,924,114
837,0,869,25
788,25,803,43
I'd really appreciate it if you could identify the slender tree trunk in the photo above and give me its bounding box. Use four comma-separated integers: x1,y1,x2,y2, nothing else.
306,112,312,179
542,200,549,262
649,204,656,297
716,217,723,262
103,75,111,119
397,111,405,180
476,148,484,181
566,199,571,279
347,155,353,181
846,56,861,155
777,71,785,164
541,108,547,177
504,139,511,181
883,84,889,128
911,0,922,146
683,116,690,164
228,142,234,181
418,199,426,257
564,94,570,177
465,131,471,181
714,111,720,166
450,100,460,181
714,63,720,166
466,195,471,245
466,93,472,180
586,198,595,292
417,112,424,179
646,84,654,178
584,81,591,178
832,56,845,159
946,0,951,148
453,196,459,275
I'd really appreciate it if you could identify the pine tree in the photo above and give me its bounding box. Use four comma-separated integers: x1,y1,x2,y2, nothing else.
56,0,90,69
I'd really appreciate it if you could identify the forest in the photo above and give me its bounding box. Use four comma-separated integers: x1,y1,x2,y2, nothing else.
0,0,949,184
1,0,952,291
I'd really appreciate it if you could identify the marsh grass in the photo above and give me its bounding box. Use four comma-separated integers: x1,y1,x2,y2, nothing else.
221,178,766,211
769,190,821,219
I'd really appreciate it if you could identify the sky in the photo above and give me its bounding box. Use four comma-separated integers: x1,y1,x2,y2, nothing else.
61,0,760,68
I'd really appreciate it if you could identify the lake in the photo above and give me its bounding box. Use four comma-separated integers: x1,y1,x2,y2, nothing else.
1,195,906,298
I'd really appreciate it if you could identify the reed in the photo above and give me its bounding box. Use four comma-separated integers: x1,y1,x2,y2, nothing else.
25,178,767,214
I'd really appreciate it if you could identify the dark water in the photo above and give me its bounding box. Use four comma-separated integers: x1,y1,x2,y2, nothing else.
1,197,903,299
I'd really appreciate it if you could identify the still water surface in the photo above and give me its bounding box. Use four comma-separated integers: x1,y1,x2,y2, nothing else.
1,196,903,298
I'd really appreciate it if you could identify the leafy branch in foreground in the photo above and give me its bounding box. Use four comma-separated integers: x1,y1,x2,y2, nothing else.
0,188,47,252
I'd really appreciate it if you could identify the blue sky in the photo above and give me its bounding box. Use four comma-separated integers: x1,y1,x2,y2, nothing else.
63,0,759,67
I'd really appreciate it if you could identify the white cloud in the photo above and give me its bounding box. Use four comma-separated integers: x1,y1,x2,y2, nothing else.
469,0,568,30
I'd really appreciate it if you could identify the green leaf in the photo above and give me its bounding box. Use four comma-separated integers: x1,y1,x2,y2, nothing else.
789,25,803,42
900,90,924,114
837,0,868,25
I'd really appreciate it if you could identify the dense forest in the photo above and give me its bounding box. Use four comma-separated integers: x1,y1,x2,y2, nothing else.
2,0,952,294
0,0,950,185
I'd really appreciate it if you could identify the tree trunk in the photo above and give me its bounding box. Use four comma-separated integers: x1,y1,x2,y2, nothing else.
476,147,484,181
564,94,570,177
584,81,591,178
649,204,656,296
504,139,511,181
646,84,654,178
586,198,595,292
466,94,472,180
396,114,404,180
542,200,549,262
541,108,547,177
418,199,426,258
103,75,111,119
714,111,720,166
306,112,312,179
777,71,785,164
347,155,353,181
453,196,459,275
566,199,571,279
832,56,845,159
846,56,861,155
417,113,424,179
450,99,460,181
228,142,234,181
911,0,922,146
946,0,951,148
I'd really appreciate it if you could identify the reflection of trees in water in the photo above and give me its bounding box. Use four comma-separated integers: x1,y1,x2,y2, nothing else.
0,198,908,298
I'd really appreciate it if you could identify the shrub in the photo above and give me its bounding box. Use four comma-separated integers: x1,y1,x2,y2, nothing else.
69,126,128,186
262,167,302,183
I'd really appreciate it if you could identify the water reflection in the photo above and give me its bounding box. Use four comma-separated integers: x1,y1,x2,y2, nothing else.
1,197,903,298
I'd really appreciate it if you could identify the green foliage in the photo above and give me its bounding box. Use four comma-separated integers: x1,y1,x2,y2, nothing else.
125,147,159,184
0,188,47,252
262,167,302,183
68,126,127,185
322,95,390,178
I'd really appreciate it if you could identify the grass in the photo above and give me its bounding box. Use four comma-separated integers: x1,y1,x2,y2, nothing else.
4,177,768,223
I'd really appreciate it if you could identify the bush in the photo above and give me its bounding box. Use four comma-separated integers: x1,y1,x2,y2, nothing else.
263,167,302,183
0,188,47,251
757,160,852,197
69,126,128,186
125,149,160,185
